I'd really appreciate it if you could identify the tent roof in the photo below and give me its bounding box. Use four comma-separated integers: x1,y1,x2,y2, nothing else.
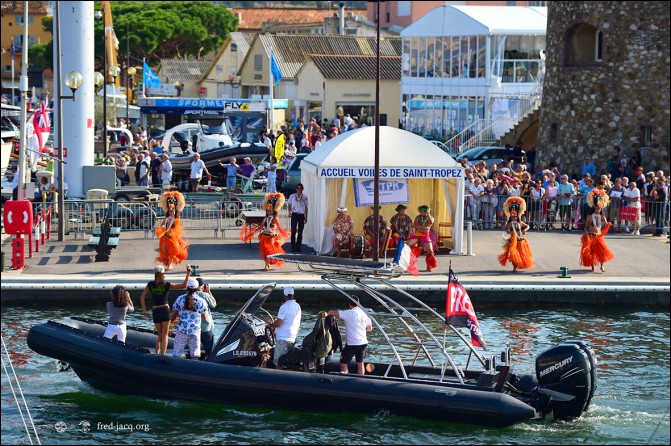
402,6,547,37
303,126,459,172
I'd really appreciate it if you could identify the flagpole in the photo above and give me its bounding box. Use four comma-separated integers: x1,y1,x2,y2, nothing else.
268,47,274,134
11,36,16,106
142,57,146,98
17,5,30,200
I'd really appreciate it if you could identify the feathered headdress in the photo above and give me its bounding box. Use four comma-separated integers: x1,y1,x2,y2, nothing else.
160,191,186,213
586,189,609,209
262,192,285,213
503,196,526,218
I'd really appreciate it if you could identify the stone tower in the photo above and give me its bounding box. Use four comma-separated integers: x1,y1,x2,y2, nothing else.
538,1,670,178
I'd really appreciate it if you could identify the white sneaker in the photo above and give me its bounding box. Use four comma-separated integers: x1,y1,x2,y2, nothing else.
634,230,640,235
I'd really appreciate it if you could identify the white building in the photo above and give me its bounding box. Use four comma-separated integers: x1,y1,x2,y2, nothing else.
400,5,547,141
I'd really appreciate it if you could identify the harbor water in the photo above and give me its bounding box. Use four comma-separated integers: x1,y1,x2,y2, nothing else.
1,302,669,445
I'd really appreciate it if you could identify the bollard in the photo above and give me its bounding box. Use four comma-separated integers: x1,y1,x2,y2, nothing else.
558,266,571,278
466,221,474,256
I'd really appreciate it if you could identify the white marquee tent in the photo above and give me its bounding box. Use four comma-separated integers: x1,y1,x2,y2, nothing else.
300,126,465,256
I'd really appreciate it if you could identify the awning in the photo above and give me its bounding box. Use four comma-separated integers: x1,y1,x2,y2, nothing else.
1,80,21,89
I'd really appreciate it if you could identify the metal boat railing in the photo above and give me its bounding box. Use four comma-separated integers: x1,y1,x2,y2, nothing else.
274,255,487,384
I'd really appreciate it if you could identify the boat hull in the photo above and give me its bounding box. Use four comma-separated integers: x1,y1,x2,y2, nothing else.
27,319,536,428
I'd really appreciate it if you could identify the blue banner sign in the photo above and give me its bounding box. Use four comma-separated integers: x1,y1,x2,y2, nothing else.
138,98,288,114
353,179,409,207
318,167,463,179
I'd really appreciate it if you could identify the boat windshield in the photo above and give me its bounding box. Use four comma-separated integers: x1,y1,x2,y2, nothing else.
201,125,226,136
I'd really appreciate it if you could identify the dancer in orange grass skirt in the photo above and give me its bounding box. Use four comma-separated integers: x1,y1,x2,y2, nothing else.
498,196,534,272
240,193,291,271
580,189,615,272
156,191,189,269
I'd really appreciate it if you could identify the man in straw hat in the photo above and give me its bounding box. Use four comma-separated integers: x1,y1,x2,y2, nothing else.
332,207,353,257
389,204,412,249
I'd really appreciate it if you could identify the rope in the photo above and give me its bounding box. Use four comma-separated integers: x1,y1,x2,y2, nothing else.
1,335,41,445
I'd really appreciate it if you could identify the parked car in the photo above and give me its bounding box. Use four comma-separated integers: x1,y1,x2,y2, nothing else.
279,153,308,196
109,202,157,230
455,146,524,168
426,140,454,154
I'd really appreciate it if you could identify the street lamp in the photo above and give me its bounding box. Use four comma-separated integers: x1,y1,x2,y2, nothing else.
54,0,83,240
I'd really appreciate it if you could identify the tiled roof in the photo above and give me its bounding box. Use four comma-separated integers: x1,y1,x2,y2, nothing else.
230,32,255,57
159,59,212,84
1,1,50,14
255,34,402,79
232,7,366,31
309,55,401,80
200,32,256,82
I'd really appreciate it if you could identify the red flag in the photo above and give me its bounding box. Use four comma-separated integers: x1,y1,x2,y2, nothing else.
32,98,51,151
445,265,487,348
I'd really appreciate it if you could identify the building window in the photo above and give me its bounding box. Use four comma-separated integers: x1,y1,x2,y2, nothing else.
16,15,35,25
254,54,262,72
549,123,558,143
231,43,237,52
397,1,411,17
640,126,652,146
595,31,603,62
566,23,601,66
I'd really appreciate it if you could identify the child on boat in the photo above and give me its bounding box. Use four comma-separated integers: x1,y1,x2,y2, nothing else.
103,285,134,344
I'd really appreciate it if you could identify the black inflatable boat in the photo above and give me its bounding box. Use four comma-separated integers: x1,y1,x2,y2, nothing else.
27,255,597,428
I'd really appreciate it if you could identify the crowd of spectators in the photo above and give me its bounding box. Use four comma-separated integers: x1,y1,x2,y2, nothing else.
460,145,669,236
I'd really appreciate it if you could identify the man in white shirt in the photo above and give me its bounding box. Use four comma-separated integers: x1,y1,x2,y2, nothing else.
622,180,641,235
287,183,309,252
159,153,173,190
268,286,302,370
189,153,210,192
135,153,150,186
329,296,372,375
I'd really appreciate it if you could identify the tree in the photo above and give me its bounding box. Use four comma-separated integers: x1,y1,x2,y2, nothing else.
27,1,238,70
98,1,238,67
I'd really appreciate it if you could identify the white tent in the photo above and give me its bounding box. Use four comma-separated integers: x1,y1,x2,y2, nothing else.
300,126,465,256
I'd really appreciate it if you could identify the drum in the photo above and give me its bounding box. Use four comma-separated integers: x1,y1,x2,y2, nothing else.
350,235,365,258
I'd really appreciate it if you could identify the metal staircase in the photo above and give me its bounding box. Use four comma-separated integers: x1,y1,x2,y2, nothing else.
445,84,542,155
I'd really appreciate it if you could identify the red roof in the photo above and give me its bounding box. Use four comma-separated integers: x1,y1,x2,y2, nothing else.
1,1,50,14
232,7,366,31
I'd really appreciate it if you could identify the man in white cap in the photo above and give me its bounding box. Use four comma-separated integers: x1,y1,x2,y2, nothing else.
267,286,302,370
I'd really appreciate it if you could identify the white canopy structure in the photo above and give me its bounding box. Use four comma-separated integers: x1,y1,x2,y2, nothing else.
403,5,547,37
300,126,465,256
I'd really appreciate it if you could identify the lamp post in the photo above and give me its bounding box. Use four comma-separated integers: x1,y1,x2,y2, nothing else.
54,1,83,241
108,65,120,131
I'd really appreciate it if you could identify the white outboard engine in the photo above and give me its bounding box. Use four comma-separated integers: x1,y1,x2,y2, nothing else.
535,340,597,420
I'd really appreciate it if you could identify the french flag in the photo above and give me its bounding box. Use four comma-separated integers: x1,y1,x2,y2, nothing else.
392,238,419,276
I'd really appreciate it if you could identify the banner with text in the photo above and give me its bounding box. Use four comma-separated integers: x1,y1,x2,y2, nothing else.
353,179,409,207
319,167,463,179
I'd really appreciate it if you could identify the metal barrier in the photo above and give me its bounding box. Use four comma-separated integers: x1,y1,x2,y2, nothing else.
40,194,293,240
464,193,668,235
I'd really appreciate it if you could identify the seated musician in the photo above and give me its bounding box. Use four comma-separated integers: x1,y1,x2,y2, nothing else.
363,206,388,258
389,204,413,248
332,207,353,257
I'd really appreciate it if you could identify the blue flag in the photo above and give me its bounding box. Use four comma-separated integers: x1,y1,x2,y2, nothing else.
143,62,161,88
270,53,281,86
